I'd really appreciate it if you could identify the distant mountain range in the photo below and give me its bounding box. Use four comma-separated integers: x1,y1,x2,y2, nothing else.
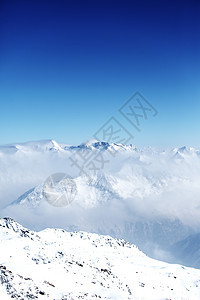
0,139,199,156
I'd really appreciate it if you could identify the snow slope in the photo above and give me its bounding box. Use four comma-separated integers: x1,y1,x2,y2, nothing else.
0,217,200,300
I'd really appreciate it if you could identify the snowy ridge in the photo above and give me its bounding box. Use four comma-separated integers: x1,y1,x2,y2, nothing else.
0,218,200,299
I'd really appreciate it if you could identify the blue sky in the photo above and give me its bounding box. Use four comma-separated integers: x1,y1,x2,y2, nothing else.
0,0,199,147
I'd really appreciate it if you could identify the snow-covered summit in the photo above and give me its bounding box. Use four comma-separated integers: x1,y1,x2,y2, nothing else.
68,139,136,154
172,146,200,159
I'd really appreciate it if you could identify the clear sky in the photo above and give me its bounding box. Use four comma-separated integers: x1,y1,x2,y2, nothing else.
0,0,199,147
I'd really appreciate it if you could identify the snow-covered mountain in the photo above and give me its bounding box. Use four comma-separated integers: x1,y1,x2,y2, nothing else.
7,173,194,263
1,139,200,268
1,217,200,300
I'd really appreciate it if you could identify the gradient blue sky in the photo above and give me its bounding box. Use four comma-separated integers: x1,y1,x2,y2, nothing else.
0,0,199,147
